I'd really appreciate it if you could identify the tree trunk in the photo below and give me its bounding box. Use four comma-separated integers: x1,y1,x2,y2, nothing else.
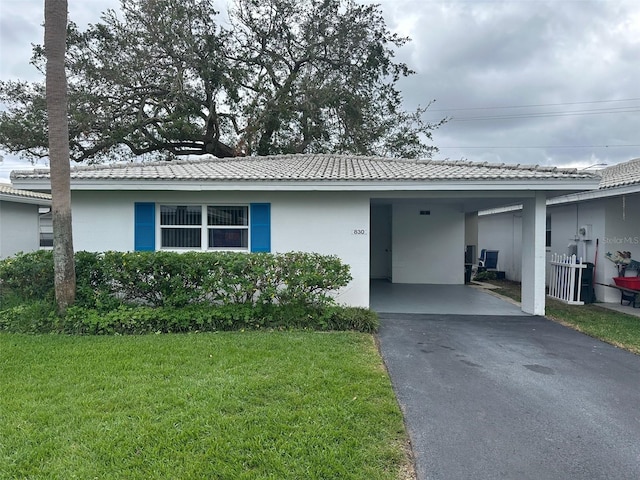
45,0,76,312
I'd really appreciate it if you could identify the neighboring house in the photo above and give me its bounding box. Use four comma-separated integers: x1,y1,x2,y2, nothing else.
10,154,600,314
0,183,52,259
478,157,640,303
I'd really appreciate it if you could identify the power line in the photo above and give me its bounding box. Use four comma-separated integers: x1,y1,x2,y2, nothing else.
437,144,640,149
428,98,640,112
449,107,640,121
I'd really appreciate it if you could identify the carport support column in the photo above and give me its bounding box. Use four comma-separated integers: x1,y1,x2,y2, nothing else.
521,192,546,315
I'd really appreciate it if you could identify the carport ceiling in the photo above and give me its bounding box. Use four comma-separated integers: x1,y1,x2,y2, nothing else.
371,194,541,213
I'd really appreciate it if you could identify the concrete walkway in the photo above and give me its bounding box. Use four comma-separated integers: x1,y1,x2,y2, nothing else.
598,301,640,318
378,313,640,480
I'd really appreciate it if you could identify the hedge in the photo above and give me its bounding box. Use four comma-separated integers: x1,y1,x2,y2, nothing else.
0,250,379,334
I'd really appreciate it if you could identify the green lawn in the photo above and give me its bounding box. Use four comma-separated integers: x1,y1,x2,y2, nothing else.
487,280,640,354
0,332,410,479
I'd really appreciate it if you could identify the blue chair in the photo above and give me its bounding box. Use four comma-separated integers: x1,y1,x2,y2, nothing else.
479,249,499,270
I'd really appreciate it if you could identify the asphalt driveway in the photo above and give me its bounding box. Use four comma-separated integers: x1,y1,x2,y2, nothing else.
378,313,640,480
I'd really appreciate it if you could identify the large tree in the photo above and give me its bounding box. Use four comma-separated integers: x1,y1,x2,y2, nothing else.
0,0,444,163
45,0,76,311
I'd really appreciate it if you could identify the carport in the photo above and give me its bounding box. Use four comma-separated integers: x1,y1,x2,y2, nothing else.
368,179,600,316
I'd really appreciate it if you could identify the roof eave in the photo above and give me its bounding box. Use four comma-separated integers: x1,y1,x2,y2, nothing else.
10,177,602,193
0,193,52,205
479,181,640,215
547,183,640,205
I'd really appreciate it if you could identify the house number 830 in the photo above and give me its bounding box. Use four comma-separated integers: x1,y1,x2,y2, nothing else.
352,229,367,235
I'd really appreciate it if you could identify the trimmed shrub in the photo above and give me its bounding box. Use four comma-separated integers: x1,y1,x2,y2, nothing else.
275,252,352,307
0,250,55,302
53,304,378,335
0,250,378,334
320,306,380,333
474,270,497,281
0,250,352,309
0,301,57,334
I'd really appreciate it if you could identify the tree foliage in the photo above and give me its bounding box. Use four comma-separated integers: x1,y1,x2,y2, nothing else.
0,0,444,163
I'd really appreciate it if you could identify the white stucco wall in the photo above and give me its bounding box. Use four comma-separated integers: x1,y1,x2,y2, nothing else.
392,203,464,284
477,210,522,281
549,202,605,265
72,191,136,252
521,193,547,315
548,204,578,257
271,192,370,306
0,201,41,259
603,194,640,302
548,195,640,304
71,190,371,307
549,201,607,300
479,193,640,304
480,203,604,285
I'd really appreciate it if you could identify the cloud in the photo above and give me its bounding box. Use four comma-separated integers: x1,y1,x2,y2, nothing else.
0,3,43,81
0,0,638,172
0,153,44,182
379,0,640,167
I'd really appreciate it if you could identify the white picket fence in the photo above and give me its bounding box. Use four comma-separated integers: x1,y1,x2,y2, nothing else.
548,253,587,305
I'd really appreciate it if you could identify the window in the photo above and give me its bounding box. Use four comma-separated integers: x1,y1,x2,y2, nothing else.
40,232,53,248
136,202,269,253
208,206,248,249
546,215,552,248
160,205,248,250
160,205,202,248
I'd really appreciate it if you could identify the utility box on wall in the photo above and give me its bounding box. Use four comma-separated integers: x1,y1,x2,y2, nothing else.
578,224,593,241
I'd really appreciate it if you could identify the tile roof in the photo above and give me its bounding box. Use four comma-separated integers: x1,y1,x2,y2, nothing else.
598,157,640,189
10,154,597,183
0,183,52,201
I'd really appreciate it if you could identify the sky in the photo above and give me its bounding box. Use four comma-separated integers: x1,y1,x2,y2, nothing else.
0,0,639,181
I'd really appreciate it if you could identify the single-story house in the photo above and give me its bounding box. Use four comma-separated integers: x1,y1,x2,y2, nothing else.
10,154,600,315
478,157,640,303
0,183,52,259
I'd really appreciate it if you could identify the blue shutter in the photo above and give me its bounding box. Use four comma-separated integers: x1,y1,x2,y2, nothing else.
134,202,155,251
250,203,271,252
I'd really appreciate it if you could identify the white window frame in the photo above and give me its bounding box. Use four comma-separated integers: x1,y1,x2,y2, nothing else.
158,204,250,252
207,205,250,251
